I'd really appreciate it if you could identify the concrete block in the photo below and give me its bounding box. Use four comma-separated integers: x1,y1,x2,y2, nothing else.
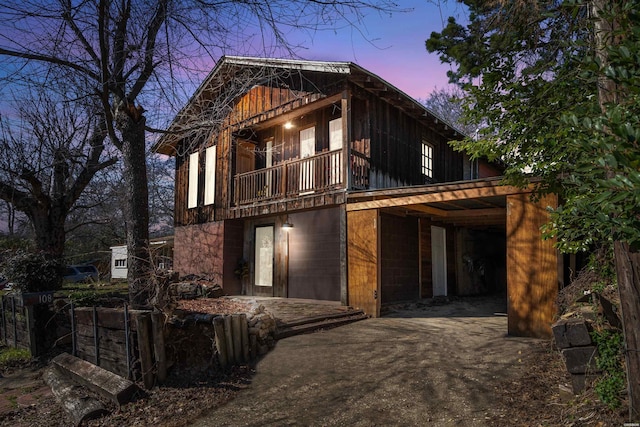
552,319,570,349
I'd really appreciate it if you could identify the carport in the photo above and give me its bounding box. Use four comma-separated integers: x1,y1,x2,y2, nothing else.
346,177,558,338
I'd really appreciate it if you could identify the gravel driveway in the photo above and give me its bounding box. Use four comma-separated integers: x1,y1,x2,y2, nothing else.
191,297,542,427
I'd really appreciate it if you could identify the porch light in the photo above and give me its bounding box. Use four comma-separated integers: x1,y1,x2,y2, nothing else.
283,121,293,129
282,221,294,231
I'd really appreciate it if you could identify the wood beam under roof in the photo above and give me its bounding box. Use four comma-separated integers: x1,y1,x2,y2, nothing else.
347,185,527,212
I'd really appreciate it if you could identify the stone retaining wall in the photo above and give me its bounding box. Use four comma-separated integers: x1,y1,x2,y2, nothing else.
552,318,600,393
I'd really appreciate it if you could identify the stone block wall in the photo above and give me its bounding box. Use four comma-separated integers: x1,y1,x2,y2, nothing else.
552,318,600,393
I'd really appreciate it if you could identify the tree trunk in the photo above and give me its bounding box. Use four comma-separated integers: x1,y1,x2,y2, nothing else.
592,1,639,419
614,242,640,421
30,205,67,259
116,110,151,308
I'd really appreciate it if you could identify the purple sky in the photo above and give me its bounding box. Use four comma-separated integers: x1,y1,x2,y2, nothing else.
295,0,468,100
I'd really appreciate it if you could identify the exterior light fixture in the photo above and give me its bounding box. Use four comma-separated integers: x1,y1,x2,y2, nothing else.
284,121,293,129
282,221,294,231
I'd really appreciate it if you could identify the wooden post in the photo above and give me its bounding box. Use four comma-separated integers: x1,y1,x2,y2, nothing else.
347,209,381,317
213,316,228,369
136,313,155,389
92,306,99,365
150,312,167,384
224,315,235,365
25,305,37,356
231,314,242,363
240,314,249,363
506,193,558,338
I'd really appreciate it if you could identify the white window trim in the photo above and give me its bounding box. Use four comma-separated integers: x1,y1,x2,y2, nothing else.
204,145,216,206
188,152,199,208
421,141,434,179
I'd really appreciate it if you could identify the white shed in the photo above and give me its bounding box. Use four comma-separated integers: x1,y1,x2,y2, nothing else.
109,245,128,281
109,236,174,281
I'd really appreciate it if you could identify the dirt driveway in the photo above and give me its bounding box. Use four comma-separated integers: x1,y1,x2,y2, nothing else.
192,297,543,427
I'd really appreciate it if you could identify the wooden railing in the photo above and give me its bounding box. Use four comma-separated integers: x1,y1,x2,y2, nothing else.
234,149,346,205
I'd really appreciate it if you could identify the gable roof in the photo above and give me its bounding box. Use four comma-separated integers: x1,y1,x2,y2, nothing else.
154,56,464,156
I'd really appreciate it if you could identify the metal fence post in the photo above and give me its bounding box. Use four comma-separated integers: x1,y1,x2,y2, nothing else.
70,301,76,357
124,303,131,379
92,305,99,366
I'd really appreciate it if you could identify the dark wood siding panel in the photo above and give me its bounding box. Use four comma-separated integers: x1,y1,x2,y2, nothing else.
350,84,465,188
419,218,433,298
288,208,341,301
380,213,419,303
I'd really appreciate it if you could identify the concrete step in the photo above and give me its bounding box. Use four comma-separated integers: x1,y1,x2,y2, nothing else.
274,311,368,340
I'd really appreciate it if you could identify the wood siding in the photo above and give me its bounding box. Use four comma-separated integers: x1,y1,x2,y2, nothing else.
419,218,433,298
347,209,380,316
506,193,558,338
288,208,341,301
174,73,467,227
350,84,464,189
380,213,420,303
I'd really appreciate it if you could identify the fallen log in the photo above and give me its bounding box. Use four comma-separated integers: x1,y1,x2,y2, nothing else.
43,366,108,426
51,352,140,406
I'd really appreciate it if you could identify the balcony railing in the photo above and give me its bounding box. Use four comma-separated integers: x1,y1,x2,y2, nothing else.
234,149,345,205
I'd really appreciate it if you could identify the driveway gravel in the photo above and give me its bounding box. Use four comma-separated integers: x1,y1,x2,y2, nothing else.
192,297,542,427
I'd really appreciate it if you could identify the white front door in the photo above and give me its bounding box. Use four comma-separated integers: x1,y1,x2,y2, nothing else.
255,225,274,288
431,226,447,296
299,126,315,193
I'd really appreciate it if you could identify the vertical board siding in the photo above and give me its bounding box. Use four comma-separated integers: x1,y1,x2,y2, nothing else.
380,214,420,303
506,193,558,338
419,218,433,298
288,208,342,301
347,209,380,317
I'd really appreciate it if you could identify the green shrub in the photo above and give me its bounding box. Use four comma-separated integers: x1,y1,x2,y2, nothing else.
1,250,64,292
0,347,31,368
591,329,625,409
68,290,102,307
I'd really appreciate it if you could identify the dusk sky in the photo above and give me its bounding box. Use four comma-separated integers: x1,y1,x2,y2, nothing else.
295,0,468,100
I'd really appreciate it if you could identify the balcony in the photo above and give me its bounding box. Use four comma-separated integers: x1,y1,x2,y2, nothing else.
234,149,346,205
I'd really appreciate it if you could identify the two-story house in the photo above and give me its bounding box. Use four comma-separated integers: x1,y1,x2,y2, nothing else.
156,56,559,338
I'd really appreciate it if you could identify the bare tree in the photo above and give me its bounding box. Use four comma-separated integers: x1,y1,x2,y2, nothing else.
0,0,401,307
420,86,480,137
0,88,117,260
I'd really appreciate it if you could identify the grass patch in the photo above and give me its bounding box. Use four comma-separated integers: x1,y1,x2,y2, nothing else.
0,347,31,368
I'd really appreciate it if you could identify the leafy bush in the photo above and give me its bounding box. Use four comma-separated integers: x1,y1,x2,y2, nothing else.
1,250,63,292
0,347,31,368
591,329,625,409
68,290,102,307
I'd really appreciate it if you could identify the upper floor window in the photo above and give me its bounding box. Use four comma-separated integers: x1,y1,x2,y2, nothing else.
421,141,433,179
329,118,342,151
188,152,199,208
187,145,217,209
204,145,217,206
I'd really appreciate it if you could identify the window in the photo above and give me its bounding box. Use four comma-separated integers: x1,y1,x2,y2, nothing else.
421,141,433,179
188,151,199,208
115,259,127,268
329,118,342,151
204,145,216,206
